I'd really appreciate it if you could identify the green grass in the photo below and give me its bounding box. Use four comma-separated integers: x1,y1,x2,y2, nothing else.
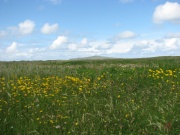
0,56,180,135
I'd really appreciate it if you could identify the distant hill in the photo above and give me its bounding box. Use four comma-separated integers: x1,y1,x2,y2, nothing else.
70,55,117,60
69,55,180,61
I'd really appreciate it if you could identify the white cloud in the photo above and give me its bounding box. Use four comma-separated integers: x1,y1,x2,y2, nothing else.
142,40,160,53
28,48,46,54
164,38,178,50
134,40,150,48
107,42,133,54
6,42,18,53
78,47,99,53
76,41,110,55
119,0,134,3
80,38,88,45
18,20,35,35
41,23,59,34
1,20,35,37
116,31,136,39
142,38,179,53
49,36,68,49
89,41,110,49
68,43,77,50
1,35,180,61
153,2,180,24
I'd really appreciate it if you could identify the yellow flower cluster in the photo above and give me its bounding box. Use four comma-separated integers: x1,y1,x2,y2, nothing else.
148,68,179,92
0,74,111,128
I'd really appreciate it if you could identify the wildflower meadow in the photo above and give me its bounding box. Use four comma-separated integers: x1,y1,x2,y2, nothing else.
0,56,179,135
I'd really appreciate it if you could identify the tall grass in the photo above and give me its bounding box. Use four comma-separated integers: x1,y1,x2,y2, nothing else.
0,56,179,134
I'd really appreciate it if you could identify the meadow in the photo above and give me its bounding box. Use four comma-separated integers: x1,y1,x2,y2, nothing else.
0,56,179,135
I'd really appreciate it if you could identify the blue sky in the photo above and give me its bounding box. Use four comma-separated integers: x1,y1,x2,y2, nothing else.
0,0,180,61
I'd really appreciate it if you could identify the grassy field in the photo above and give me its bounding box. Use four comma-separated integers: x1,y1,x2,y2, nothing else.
0,56,180,135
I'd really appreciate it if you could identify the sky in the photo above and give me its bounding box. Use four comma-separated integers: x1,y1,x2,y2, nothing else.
0,0,180,61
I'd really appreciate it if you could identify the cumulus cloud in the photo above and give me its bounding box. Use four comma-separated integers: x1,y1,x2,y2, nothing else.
116,31,136,39
107,42,133,54
107,37,179,55
141,40,160,53
18,20,35,35
153,2,180,24
142,38,179,53
6,42,18,53
5,20,35,36
49,36,68,49
41,23,59,34
164,38,178,50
